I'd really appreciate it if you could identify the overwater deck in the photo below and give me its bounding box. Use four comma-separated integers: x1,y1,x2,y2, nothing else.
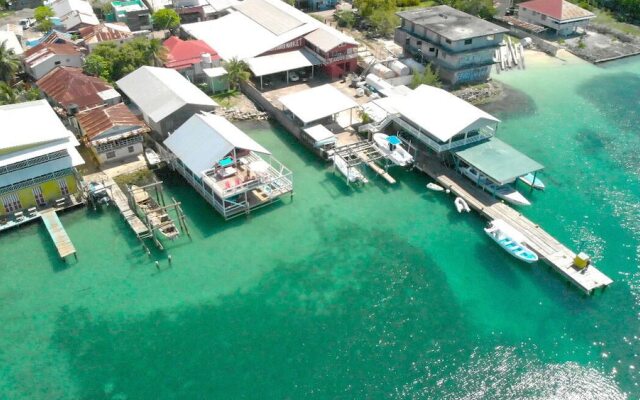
40,209,76,260
416,155,613,295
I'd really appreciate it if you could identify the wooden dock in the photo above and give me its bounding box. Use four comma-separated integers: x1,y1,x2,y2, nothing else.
358,153,396,184
40,209,76,260
103,177,150,237
416,156,613,295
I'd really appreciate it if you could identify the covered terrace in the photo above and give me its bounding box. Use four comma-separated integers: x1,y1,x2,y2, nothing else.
247,49,322,90
279,84,359,128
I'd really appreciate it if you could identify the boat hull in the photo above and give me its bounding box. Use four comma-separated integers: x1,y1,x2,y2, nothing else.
519,173,545,190
460,167,531,206
484,221,538,263
372,133,414,167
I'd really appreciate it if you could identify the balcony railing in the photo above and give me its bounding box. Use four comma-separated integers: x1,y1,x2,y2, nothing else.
393,117,494,153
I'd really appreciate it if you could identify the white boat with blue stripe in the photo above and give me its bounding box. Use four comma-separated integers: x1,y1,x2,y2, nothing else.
484,219,539,263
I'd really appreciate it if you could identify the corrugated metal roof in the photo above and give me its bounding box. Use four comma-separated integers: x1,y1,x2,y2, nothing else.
164,113,269,174
247,48,320,77
279,84,358,125
80,23,132,44
305,28,346,53
116,66,218,123
235,0,303,35
77,103,148,141
24,42,82,68
36,66,112,110
163,36,220,69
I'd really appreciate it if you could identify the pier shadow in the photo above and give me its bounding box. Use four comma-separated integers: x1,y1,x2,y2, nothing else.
472,241,522,288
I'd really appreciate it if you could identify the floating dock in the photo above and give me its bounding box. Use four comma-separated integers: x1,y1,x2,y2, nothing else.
40,209,76,261
416,156,613,295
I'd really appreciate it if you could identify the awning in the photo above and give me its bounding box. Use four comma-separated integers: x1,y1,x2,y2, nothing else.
303,125,336,147
454,138,543,185
247,49,321,77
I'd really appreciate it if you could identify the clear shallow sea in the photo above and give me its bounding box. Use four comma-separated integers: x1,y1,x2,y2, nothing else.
1,54,639,399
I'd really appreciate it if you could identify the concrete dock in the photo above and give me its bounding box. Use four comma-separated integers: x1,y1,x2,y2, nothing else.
416,156,613,295
40,209,76,260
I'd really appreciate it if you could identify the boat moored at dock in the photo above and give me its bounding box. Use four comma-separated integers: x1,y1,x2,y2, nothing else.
372,133,414,167
519,172,545,190
332,155,367,184
459,166,531,206
484,219,538,263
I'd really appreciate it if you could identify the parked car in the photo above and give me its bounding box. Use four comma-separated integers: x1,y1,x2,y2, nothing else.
19,18,36,29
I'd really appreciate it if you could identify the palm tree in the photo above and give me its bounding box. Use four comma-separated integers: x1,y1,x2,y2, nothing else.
145,38,168,67
0,40,21,83
0,82,18,105
224,57,251,90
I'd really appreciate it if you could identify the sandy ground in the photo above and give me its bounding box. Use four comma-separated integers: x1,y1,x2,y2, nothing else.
520,48,586,69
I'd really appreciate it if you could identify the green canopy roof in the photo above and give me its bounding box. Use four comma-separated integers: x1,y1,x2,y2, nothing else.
454,138,543,185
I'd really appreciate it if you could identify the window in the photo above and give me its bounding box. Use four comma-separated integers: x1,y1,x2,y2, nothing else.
106,151,116,159
54,61,61,65
58,179,70,196
464,39,473,45
128,146,135,153
429,47,435,52
2,193,22,213
32,186,46,207
445,38,452,44
487,35,494,41
417,40,422,46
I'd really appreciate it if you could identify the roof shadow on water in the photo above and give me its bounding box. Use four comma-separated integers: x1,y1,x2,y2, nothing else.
477,83,537,119
50,209,481,399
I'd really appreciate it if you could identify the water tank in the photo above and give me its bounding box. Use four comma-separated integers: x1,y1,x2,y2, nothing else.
371,63,395,79
201,53,212,67
389,60,410,76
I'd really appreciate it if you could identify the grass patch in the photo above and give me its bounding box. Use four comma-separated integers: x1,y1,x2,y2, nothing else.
113,169,154,187
398,0,436,11
212,89,240,108
0,10,15,18
593,9,640,37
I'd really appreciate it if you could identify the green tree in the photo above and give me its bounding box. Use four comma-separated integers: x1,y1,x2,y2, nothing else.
152,9,180,30
369,9,399,37
84,54,112,80
224,57,251,90
335,10,357,28
410,64,441,89
34,5,54,32
0,40,20,83
141,38,168,67
0,82,41,105
0,81,17,104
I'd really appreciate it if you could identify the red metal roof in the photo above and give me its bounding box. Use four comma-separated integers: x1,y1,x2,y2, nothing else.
36,66,113,110
79,23,132,44
77,103,148,140
163,36,220,69
25,42,81,58
519,0,594,21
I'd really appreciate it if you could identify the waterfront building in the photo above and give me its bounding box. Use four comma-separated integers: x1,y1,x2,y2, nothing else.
0,100,84,217
23,42,84,80
77,103,149,164
163,36,221,83
110,0,152,31
182,0,358,81
394,5,507,85
518,0,595,36
36,66,119,115
164,113,293,220
79,23,134,51
171,0,238,23
116,66,218,137
50,0,100,31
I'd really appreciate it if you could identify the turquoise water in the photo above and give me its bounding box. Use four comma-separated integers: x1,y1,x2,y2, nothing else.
1,55,639,399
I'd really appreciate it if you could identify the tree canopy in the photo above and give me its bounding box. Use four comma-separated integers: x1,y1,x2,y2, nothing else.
83,38,168,82
0,40,20,83
410,64,441,89
152,9,180,30
0,82,40,105
34,5,54,32
224,58,251,90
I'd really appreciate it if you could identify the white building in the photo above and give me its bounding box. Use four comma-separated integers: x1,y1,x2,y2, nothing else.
0,31,23,55
116,66,218,137
518,0,595,36
50,0,100,31
23,42,84,80
164,113,293,219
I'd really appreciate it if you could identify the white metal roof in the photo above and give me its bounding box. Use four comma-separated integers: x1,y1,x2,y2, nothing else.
116,66,217,123
203,66,227,78
279,84,358,125
0,31,23,55
51,0,99,30
303,124,336,147
182,0,356,60
381,85,500,142
304,28,346,53
0,100,82,168
0,151,83,187
164,113,269,174
247,49,320,77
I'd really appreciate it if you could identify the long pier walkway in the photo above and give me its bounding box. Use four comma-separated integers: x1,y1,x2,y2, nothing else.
40,209,77,261
416,156,613,295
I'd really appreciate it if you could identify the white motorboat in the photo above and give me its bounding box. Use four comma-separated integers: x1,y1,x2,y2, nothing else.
426,182,445,192
332,155,367,184
88,181,110,207
519,172,545,190
454,197,470,213
460,166,531,206
145,148,161,167
372,133,414,167
484,219,538,263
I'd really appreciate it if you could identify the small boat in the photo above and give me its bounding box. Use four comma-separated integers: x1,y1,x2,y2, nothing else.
372,133,414,167
87,181,110,207
144,148,161,167
426,182,445,192
332,155,367,184
460,166,531,206
518,172,545,190
484,219,538,263
454,197,470,213
131,185,179,240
